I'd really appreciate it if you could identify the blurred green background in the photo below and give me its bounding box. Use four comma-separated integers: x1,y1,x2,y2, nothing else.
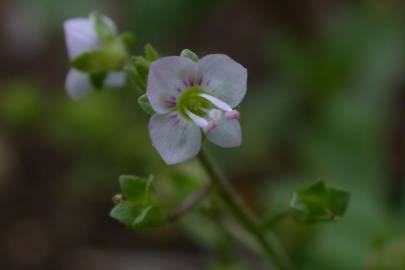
1,0,405,269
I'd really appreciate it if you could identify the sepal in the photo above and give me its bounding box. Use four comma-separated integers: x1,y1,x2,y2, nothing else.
89,72,107,89
144,43,159,62
120,32,136,49
137,94,155,115
180,49,199,62
70,40,127,73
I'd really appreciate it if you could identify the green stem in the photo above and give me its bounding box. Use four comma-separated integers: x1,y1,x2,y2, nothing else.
262,210,292,229
198,150,293,270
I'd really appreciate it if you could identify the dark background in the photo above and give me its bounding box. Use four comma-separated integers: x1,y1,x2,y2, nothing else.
0,0,405,269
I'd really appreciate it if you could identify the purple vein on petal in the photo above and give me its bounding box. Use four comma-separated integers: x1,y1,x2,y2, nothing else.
166,96,177,108
180,123,188,137
170,113,180,126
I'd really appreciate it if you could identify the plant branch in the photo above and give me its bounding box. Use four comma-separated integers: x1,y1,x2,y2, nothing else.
198,149,293,270
262,210,292,229
168,182,214,222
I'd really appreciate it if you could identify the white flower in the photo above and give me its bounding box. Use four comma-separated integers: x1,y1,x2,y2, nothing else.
63,14,125,100
147,54,247,164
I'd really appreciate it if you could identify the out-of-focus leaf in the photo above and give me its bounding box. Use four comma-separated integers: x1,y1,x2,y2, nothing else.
120,32,136,49
290,181,350,223
180,49,199,62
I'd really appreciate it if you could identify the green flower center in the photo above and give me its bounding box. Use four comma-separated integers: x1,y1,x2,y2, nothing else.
176,86,212,117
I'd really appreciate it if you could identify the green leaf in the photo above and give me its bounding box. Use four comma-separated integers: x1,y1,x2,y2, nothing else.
110,175,165,230
110,203,164,230
132,205,165,229
137,94,155,115
119,175,149,203
144,43,159,62
327,187,351,217
110,201,140,227
144,175,155,203
290,180,350,223
180,49,199,62
92,12,116,43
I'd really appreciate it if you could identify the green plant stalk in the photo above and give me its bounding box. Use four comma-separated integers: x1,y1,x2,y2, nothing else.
263,210,292,229
198,149,292,270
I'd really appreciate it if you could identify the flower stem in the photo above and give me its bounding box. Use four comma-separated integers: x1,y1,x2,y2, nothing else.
168,182,214,222
262,210,292,229
198,149,292,270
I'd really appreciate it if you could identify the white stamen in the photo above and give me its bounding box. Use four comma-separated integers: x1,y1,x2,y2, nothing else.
185,109,209,128
199,94,233,112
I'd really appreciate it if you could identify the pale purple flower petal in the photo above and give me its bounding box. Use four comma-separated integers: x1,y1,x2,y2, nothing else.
198,54,247,107
65,69,92,100
206,118,241,148
147,56,198,114
149,113,202,164
105,71,126,87
63,17,99,60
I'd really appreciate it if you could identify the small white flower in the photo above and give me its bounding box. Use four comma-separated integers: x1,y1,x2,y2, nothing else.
147,54,247,164
63,14,125,100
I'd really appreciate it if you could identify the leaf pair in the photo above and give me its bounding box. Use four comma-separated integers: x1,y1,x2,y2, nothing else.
290,180,350,223
110,175,165,230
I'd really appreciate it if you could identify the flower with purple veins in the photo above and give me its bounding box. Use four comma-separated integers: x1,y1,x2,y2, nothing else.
64,13,126,100
147,54,247,164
